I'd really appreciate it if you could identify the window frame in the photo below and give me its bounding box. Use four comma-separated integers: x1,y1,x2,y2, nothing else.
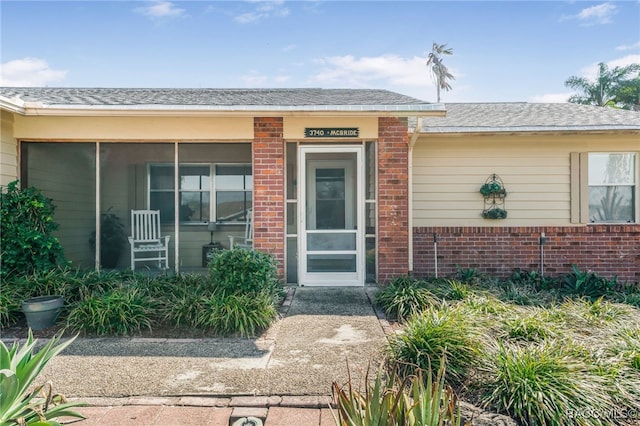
585,152,638,224
148,162,252,225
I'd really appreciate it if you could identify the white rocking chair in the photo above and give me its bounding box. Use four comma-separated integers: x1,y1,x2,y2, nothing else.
128,210,170,270
229,209,253,249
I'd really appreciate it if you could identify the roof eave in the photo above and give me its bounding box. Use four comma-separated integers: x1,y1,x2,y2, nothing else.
18,103,446,117
420,125,640,134
0,96,26,114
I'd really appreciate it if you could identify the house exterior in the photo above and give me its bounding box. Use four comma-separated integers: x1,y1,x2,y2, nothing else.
1,89,639,284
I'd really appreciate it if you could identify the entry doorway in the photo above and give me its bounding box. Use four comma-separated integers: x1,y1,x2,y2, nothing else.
298,146,365,286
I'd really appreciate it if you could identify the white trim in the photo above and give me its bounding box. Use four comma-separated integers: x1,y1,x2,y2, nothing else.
95,142,101,271
174,142,179,273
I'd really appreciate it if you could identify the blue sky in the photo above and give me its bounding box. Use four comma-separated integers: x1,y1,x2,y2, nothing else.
1,1,639,103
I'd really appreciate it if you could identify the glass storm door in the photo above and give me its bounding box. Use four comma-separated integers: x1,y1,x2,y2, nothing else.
299,146,364,286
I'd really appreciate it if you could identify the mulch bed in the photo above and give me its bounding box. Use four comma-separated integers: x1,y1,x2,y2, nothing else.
0,316,233,341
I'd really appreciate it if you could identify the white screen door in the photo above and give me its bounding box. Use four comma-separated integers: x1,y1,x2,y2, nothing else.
299,146,364,286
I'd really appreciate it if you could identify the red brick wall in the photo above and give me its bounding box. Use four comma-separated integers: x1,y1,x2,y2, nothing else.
378,117,410,281
253,117,285,278
413,225,640,283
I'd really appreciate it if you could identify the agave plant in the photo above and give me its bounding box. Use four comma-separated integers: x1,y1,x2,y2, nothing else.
331,359,468,426
0,330,85,425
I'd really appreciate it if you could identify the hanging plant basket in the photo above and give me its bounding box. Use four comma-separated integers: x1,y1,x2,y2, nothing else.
480,181,507,197
482,208,508,220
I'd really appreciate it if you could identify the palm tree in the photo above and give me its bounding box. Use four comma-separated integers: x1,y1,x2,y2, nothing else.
426,42,454,102
614,75,640,111
565,62,640,108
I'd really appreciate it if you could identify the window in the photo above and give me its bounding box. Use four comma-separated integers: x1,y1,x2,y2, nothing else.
588,153,636,223
215,165,252,223
149,164,252,224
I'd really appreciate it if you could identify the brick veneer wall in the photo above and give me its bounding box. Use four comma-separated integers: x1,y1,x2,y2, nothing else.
378,117,410,282
413,225,640,283
253,117,285,279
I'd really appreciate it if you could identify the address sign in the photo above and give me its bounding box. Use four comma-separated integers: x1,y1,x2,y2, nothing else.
304,127,359,138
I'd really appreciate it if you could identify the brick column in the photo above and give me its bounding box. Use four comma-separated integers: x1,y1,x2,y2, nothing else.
253,117,285,279
377,117,410,282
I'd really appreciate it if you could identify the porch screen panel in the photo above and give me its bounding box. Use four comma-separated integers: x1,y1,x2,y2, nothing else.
22,142,96,269
102,143,173,270
178,143,252,269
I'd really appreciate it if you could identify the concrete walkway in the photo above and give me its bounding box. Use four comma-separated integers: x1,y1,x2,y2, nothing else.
33,287,390,425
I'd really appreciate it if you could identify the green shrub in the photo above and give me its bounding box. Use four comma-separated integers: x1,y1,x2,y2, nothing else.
456,266,483,285
208,247,281,296
502,313,556,342
197,291,278,337
375,277,436,321
562,265,618,299
508,268,559,291
66,286,156,335
0,330,85,425
0,284,24,327
0,180,67,279
482,341,613,426
332,359,466,426
561,297,633,329
387,305,484,386
461,294,511,316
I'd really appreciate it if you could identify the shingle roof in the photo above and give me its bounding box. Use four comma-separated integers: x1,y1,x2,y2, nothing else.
420,102,640,132
0,87,438,112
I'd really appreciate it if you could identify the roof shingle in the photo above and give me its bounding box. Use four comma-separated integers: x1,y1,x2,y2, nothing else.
0,87,431,107
421,102,640,132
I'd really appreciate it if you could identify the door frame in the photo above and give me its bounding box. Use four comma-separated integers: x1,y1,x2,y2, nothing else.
298,145,365,286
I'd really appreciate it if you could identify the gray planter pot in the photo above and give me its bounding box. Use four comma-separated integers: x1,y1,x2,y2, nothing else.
21,295,64,331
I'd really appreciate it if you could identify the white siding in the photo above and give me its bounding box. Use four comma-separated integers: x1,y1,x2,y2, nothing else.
412,133,640,227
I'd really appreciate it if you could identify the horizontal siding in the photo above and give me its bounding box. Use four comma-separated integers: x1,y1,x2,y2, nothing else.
1,111,17,187
411,133,639,227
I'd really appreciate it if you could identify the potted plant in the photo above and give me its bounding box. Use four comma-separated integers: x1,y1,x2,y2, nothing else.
21,294,65,330
90,207,127,268
480,181,507,197
482,208,508,219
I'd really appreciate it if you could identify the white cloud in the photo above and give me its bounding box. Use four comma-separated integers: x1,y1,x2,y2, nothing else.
283,44,297,52
307,54,464,101
562,2,617,25
274,75,291,83
234,0,290,24
581,54,640,80
240,70,268,86
616,41,640,51
135,1,185,19
239,70,291,86
530,93,571,103
0,58,67,87
311,54,437,88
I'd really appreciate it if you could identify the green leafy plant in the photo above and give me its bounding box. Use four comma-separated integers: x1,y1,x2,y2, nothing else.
508,268,559,291
208,247,282,297
375,277,436,322
481,208,507,220
89,207,127,268
502,313,556,342
66,287,156,335
0,330,85,425
562,265,617,299
0,180,67,280
479,182,506,197
331,359,467,426
196,291,278,337
387,305,484,386
456,267,485,285
481,341,614,426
